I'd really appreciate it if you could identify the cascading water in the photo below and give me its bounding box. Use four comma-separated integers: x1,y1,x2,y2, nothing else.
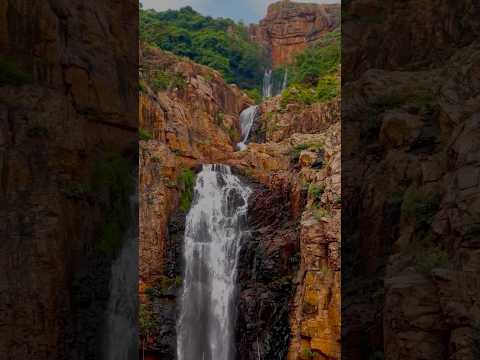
237,105,259,151
263,69,273,98
282,68,288,92
177,164,251,360
104,188,139,360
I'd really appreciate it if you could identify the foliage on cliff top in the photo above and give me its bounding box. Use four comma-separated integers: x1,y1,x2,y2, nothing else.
140,6,266,89
279,29,340,107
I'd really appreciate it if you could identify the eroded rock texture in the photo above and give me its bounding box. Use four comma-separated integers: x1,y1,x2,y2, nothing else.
343,1,480,359
0,1,138,359
249,0,340,67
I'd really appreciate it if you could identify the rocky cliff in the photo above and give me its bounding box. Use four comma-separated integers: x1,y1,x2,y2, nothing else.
249,1,340,67
0,1,138,359
343,0,480,359
139,42,340,359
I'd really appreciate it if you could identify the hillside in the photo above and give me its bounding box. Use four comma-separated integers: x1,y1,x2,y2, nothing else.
140,5,267,89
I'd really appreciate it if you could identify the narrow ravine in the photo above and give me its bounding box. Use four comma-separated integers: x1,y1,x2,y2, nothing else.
177,164,252,360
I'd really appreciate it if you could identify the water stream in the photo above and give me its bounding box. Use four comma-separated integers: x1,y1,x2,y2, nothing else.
263,69,273,98
177,164,251,360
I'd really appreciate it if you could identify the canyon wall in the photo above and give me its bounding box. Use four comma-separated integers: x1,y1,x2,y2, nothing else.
0,1,138,359
249,1,340,67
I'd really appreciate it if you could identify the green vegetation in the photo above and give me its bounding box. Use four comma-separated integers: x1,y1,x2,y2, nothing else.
0,58,32,86
245,88,262,104
139,128,154,141
279,29,340,107
303,347,315,359
93,152,134,254
313,206,330,221
402,190,441,228
309,183,326,203
289,142,323,162
140,6,266,89
415,244,449,273
150,70,187,92
177,168,196,211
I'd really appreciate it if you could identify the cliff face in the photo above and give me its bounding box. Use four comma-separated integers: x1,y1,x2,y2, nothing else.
0,1,138,359
249,1,340,67
343,0,480,359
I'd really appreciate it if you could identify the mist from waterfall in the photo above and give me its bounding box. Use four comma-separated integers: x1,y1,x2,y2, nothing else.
177,164,251,360
237,105,259,151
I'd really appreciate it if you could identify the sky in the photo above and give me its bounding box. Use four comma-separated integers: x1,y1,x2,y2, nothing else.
140,0,339,24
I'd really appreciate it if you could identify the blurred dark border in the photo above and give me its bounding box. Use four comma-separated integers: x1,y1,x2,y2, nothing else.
342,0,480,359
0,1,139,359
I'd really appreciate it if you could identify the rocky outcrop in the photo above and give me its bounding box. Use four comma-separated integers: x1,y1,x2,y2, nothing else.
0,1,138,359
343,1,480,358
249,1,340,67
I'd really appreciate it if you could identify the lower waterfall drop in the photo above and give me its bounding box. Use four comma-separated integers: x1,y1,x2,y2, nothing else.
177,164,251,360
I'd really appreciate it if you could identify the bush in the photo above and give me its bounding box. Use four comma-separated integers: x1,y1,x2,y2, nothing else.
415,245,449,273
0,58,32,86
309,184,326,203
177,168,196,211
139,128,153,141
150,70,187,92
245,88,262,104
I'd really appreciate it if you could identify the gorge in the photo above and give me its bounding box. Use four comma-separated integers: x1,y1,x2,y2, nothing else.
139,1,340,359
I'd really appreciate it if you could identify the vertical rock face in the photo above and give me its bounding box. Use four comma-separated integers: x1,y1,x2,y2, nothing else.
0,1,138,359
249,1,340,67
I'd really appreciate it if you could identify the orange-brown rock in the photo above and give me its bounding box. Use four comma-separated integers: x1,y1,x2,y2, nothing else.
249,0,340,67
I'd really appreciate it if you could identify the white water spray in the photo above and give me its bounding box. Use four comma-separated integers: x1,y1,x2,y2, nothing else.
177,164,251,360
237,105,259,151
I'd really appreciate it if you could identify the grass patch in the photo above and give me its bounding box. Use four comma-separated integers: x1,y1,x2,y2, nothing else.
177,168,196,211
313,206,330,221
0,58,32,86
308,183,326,203
139,128,154,141
290,142,323,162
150,70,187,92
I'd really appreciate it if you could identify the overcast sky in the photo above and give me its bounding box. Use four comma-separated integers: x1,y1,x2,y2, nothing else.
140,0,339,24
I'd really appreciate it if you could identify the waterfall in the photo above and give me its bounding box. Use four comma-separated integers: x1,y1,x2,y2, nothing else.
262,69,273,98
104,188,139,360
237,105,259,151
282,68,288,92
177,164,251,360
